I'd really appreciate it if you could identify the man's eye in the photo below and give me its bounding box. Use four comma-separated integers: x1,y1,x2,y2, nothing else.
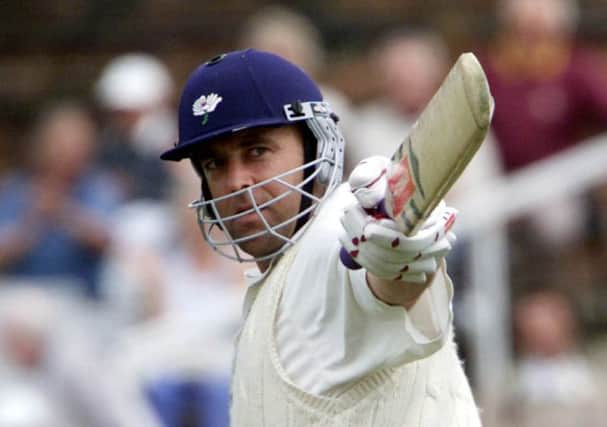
202,159,219,171
249,146,268,157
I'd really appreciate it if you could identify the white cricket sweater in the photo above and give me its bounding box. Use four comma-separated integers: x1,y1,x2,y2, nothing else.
231,243,481,426
244,185,457,394
232,186,481,425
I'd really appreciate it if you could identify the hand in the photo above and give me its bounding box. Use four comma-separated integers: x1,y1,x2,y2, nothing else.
339,156,457,283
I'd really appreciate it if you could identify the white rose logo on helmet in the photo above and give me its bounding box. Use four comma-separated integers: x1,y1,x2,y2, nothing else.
192,93,223,125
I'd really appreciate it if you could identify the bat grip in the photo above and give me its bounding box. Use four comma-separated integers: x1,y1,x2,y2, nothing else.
340,200,389,270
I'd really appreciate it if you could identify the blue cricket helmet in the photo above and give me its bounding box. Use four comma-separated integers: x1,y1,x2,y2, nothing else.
161,49,345,264
161,49,324,161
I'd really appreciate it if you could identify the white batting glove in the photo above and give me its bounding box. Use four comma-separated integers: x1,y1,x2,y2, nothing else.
348,156,390,209
339,156,457,283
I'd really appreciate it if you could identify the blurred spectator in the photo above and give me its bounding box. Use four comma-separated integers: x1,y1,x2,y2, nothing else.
346,30,449,172
239,5,324,76
95,53,176,200
0,287,73,427
101,163,245,426
500,288,605,426
482,0,607,250
484,0,607,172
0,102,122,299
0,286,129,427
238,4,356,151
100,199,171,325
101,163,245,327
349,29,502,195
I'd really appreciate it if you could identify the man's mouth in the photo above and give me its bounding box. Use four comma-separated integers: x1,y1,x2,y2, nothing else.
233,204,256,216
231,204,265,226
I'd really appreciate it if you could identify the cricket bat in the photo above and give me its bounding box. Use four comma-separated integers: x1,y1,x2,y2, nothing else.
341,52,494,268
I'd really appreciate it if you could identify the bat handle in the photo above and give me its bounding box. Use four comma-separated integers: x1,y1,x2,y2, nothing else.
340,200,389,270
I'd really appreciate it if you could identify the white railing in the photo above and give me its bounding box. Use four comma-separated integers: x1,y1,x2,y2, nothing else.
452,134,607,425
456,134,607,235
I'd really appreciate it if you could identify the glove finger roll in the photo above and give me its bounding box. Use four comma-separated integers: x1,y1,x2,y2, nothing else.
340,203,371,246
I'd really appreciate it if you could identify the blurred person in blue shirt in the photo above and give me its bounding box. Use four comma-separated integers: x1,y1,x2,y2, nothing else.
0,102,123,299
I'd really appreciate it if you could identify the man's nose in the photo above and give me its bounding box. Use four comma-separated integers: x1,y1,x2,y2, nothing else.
225,158,255,193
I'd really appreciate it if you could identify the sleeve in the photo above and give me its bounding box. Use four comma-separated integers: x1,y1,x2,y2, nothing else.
349,259,453,364
277,186,455,394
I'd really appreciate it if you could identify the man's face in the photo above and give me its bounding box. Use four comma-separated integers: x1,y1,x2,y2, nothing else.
193,125,305,259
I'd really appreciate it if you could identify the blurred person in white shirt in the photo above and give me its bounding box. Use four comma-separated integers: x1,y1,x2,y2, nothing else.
349,30,502,190
500,288,605,426
100,164,246,425
0,285,139,427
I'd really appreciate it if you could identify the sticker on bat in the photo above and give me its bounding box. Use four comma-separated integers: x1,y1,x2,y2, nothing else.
387,138,425,217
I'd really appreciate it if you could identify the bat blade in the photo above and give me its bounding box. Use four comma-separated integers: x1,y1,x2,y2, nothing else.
384,52,494,235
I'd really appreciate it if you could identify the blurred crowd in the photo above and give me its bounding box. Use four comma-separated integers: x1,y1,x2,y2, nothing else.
1,0,607,426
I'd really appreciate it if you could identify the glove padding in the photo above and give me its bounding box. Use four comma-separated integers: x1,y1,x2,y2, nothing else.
339,156,457,283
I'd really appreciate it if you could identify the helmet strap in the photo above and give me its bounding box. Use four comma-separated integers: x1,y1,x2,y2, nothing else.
293,123,318,234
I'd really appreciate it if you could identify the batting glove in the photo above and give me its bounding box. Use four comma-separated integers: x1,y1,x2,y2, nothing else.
339,156,457,283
